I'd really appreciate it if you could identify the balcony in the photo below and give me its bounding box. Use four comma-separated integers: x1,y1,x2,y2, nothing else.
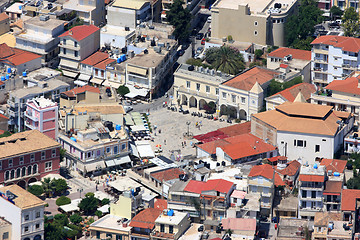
313,47,329,54
313,57,328,63
59,42,80,51
342,64,358,70
24,111,38,122
313,67,328,73
24,120,37,130
8,109,16,117
7,99,17,108
299,206,323,212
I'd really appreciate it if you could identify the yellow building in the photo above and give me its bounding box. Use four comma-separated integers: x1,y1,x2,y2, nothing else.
0,217,11,240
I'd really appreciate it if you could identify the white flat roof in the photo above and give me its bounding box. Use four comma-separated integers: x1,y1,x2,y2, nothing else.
155,211,188,225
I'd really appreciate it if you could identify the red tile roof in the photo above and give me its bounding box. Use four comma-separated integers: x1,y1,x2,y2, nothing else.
312,35,360,53
268,156,287,163
323,181,342,195
0,113,9,120
129,208,162,229
298,174,324,182
270,83,316,102
81,51,115,70
326,76,360,95
0,81,4,86
218,121,251,137
280,64,288,68
274,172,285,187
320,159,347,173
193,130,228,144
59,24,99,41
154,199,167,211
62,85,100,97
268,47,311,61
196,139,229,155
276,160,301,177
0,43,41,66
248,164,274,179
341,189,360,211
150,168,184,182
222,66,278,91
184,179,234,194
0,12,9,22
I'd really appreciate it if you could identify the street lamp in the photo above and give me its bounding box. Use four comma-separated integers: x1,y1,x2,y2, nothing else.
78,188,83,198
186,121,191,136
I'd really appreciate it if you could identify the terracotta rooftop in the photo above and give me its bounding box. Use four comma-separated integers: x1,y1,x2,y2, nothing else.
222,66,278,91
0,130,60,159
326,76,360,95
314,212,342,226
268,156,287,163
154,199,167,211
59,24,99,41
320,159,347,173
323,181,342,195
0,113,8,120
62,85,100,97
274,172,286,187
312,35,360,53
81,51,115,70
197,139,229,154
269,83,316,102
252,102,341,136
0,185,46,210
0,43,41,66
129,208,161,229
184,179,234,194
341,189,360,211
268,47,311,61
280,63,288,68
150,168,184,182
276,160,301,177
248,164,274,179
298,174,324,182
218,121,251,137
221,218,257,231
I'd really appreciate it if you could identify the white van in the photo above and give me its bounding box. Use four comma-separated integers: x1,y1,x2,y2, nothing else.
207,16,212,23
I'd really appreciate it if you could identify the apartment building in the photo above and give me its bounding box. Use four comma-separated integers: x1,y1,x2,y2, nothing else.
332,0,358,14
58,25,100,78
267,47,311,83
129,208,162,240
298,164,325,220
311,71,360,123
0,217,11,240
311,35,360,87
247,164,275,216
210,0,299,46
0,185,46,240
63,0,105,26
152,210,190,240
313,212,352,240
266,82,316,111
0,12,9,35
15,15,65,67
173,64,231,113
89,214,131,240
59,85,101,109
251,102,354,164
5,2,23,21
24,97,58,140
219,66,280,120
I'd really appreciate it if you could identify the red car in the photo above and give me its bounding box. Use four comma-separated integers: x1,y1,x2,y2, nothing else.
201,38,206,45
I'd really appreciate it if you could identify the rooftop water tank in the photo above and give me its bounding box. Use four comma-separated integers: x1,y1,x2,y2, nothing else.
117,58,121,63
5,74,9,80
115,125,121,130
120,54,126,62
70,137,77,142
7,68,11,73
334,172,340,176
0,76,5,81
168,209,174,216
22,72,27,77
314,163,318,169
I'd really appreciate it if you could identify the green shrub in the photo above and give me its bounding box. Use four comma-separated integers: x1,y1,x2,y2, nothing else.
56,196,71,206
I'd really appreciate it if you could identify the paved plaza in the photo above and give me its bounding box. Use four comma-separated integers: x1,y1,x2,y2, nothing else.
148,108,233,159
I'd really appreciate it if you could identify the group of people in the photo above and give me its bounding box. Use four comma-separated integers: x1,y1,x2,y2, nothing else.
195,121,202,129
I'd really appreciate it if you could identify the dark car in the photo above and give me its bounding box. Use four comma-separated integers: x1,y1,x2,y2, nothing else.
177,49,185,56
328,21,340,28
196,32,204,40
198,225,204,232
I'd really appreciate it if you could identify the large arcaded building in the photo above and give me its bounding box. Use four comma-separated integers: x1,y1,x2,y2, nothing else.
210,0,299,46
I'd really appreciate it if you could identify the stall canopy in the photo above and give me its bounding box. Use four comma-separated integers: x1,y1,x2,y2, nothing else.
114,155,131,165
74,80,87,87
78,73,92,81
98,204,110,214
125,84,149,98
105,159,116,167
62,70,79,78
136,141,155,158
131,125,147,132
84,161,106,172
90,78,104,85
124,115,134,126
103,80,121,89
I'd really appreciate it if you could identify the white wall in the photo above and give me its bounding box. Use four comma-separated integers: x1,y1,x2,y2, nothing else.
0,197,22,240
196,147,210,158
100,32,127,49
107,7,136,28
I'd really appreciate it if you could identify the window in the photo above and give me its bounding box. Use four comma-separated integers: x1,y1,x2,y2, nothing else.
116,235,122,240
106,147,111,153
74,41,78,47
41,151,46,160
63,48,66,55
4,171,9,180
30,154,35,162
63,39,66,45
169,225,174,234
8,159,12,167
96,231,100,239
87,152,92,158
254,21,258,26
206,86,210,93
222,92,226,99
302,190,307,198
196,83,200,91
36,223,40,229
315,145,320,152
311,191,316,198
74,51,78,57
216,88,219,95
232,94,236,103
294,140,306,147
36,212,40,218
96,150,101,156
52,149,56,157
0,161,2,170
106,234,113,238
122,144,126,150
19,156,24,165
45,161,52,172
241,97,245,103
186,81,190,88
25,215,29,221
254,31,258,36
160,224,165,232
33,164,38,173
2,232,9,240
114,146,118,154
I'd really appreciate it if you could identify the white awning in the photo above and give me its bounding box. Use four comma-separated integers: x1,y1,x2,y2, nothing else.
131,125,147,132
90,78,104,85
130,143,140,158
60,59,79,69
84,161,106,172
78,73,92,81
114,155,131,165
62,70,79,78
136,143,155,158
59,204,79,213
125,84,149,98
127,65,148,76
74,80,87,86
105,159,116,167
98,204,110,214
103,80,121,89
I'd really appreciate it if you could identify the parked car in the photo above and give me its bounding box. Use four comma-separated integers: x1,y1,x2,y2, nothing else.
196,32,204,40
207,16,212,23
198,225,204,232
196,46,204,54
201,38,206,45
177,49,185,56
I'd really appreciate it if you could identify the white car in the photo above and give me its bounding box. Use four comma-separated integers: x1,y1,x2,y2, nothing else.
207,16,212,23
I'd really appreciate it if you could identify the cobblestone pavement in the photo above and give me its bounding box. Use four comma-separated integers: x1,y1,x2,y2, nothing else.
148,108,233,159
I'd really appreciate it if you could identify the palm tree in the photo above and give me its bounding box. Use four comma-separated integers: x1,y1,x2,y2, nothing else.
42,178,55,198
206,46,245,75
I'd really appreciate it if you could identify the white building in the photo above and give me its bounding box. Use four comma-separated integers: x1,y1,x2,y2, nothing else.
15,15,65,67
298,164,325,220
63,0,105,26
311,35,360,87
251,102,354,164
0,185,46,240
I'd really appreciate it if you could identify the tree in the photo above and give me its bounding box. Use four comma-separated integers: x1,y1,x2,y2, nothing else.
286,0,323,49
54,214,69,226
95,210,103,218
342,7,359,37
28,185,44,197
101,198,110,206
205,46,245,75
42,177,55,198
79,194,99,215
59,148,66,162
117,85,130,96
52,178,68,196
56,196,71,206
330,6,343,19
69,214,83,224
254,49,264,60
44,221,65,240
166,0,191,42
